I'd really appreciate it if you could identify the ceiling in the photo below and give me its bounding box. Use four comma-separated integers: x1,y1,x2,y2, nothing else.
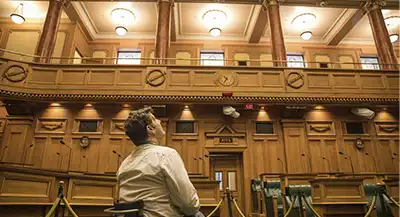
0,0,399,45
0,1,69,22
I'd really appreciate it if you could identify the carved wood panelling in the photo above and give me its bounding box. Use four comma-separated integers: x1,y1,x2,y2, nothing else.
88,70,114,85
360,74,385,89
117,69,143,86
251,136,282,174
109,119,125,135
307,121,335,136
67,179,117,205
69,137,101,173
59,69,87,85
332,73,357,89
205,124,246,152
28,68,57,85
40,137,70,172
307,73,330,89
35,119,67,134
387,75,399,89
0,172,54,203
375,122,399,136
169,70,191,87
261,71,284,88
1,119,33,165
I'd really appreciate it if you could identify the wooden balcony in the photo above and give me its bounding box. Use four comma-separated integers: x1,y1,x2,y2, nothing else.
0,57,398,104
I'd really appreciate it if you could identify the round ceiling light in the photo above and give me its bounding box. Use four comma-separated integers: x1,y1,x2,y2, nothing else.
115,26,128,36
203,9,228,37
10,13,25,24
111,8,135,25
384,16,400,29
390,33,399,43
210,28,221,37
10,3,25,24
292,13,317,28
301,31,313,40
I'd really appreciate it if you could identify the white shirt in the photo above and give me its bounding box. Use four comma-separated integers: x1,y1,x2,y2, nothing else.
117,143,200,217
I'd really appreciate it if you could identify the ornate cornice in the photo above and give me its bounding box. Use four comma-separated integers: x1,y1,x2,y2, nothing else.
0,90,397,105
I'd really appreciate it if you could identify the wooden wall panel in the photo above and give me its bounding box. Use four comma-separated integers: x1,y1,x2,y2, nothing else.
282,121,310,174
0,172,54,204
67,179,117,205
1,118,33,165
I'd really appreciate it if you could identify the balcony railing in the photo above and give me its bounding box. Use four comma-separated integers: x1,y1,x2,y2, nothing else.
1,48,398,70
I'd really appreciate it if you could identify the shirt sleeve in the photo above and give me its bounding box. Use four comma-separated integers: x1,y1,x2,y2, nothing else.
162,149,200,216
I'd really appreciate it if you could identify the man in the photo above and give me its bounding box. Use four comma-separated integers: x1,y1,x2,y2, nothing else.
117,107,203,217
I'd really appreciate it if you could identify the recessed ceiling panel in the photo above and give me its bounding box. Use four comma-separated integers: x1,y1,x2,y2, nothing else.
82,2,157,34
179,3,255,36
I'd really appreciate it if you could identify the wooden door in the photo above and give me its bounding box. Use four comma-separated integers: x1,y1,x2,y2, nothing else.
210,153,244,217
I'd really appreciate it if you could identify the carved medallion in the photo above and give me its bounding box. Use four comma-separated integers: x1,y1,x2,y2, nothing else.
286,71,304,89
80,136,90,148
146,69,166,87
4,65,27,82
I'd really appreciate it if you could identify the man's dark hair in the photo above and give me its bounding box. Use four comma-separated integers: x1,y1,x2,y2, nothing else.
124,107,154,145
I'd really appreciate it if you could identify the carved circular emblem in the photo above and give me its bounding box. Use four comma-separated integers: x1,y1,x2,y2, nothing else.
4,65,27,82
286,71,304,89
80,136,90,148
216,71,237,86
146,69,166,87
355,138,364,150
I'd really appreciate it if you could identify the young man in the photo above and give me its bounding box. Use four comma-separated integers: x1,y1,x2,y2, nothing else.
117,107,204,217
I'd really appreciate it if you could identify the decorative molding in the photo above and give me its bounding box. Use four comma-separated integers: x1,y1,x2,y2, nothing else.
310,124,331,133
365,0,386,11
115,123,125,131
378,124,398,133
0,89,397,104
41,122,63,131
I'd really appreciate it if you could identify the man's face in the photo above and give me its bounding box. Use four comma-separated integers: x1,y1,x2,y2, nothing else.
148,113,166,140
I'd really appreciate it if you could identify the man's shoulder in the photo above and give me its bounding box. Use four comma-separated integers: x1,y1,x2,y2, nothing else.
152,145,178,156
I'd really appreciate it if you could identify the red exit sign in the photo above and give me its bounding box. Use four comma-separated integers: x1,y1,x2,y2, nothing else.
244,104,254,109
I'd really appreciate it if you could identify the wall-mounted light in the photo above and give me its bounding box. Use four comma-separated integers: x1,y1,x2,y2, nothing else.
301,31,313,40
10,3,25,24
390,33,399,43
115,26,128,36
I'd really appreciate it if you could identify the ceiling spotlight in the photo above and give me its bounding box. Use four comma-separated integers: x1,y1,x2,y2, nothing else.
210,28,221,37
390,33,399,43
10,3,25,24
115,26,128,36
301,31,313,40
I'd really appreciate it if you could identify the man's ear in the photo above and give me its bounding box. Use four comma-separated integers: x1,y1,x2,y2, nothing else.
147,125,155,135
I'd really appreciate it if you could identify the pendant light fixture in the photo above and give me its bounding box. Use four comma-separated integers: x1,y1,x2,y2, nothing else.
203,9,228,37
10,3,25,24
111,8,135,36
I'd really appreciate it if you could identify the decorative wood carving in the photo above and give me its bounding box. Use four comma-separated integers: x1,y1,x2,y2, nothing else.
378,124,399,133
310,124,331,133
40,122,63,131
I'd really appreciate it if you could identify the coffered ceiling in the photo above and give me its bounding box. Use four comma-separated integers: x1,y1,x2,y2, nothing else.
0,0,399,45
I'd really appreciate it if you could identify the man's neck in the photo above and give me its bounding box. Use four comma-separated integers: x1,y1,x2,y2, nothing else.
146,137,159,145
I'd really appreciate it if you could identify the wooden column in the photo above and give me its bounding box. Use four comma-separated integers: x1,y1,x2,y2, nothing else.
34,0,65,63
265,0,287,67
366,0,398,70
154,0,172,64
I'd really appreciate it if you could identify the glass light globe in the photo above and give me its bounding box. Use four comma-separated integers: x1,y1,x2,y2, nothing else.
301,31,312,40
210,28,221,37
390,34,399,43
115,26,127,36
10,13,25,24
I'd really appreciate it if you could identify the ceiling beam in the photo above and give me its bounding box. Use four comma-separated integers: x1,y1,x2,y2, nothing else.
324,8,366,46
20,0,400,9
248,8,268,44
63,2,93,41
